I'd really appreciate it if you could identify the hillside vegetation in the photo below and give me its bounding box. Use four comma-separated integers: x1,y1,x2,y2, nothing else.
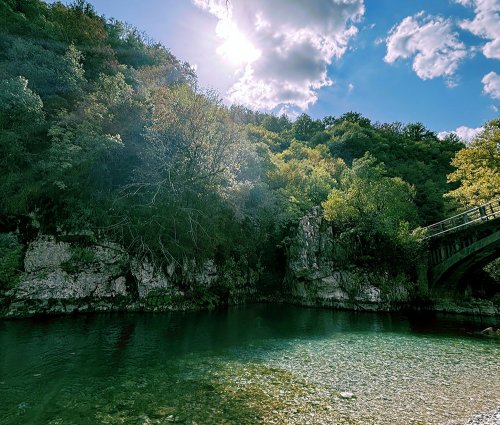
1,0,498,298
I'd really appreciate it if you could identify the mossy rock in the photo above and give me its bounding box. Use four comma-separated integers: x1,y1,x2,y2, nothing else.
0,233,23,291
61,246,97,274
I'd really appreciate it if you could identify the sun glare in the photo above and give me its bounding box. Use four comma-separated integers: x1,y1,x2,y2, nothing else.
216,19,261,67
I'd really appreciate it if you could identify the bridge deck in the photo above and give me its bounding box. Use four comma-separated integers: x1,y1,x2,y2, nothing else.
424,198,500,239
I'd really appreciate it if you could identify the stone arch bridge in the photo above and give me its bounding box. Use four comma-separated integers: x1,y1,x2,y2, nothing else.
423,198,500,291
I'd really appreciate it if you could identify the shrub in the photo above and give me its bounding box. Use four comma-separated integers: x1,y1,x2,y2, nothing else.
61,246,96,274
0,233,23,290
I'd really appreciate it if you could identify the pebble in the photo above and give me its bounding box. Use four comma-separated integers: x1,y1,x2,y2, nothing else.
262,334,500,424
340,391,354,399
462,408,500,425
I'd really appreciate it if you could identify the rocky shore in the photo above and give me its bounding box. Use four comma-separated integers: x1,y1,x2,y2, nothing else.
447,408,500,425
0,234,258,318
284,207,499,318
466,408,500,425
1,214,498,319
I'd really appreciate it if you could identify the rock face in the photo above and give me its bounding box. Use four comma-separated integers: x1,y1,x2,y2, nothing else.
4,236,132,317
285,208,500,315
285,207,410,311
1,235,259,318
19,236,129,300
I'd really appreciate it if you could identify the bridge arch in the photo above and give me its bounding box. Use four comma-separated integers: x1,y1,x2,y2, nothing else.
424,199,500,290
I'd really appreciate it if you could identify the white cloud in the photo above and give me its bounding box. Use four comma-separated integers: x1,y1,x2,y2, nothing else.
454,0,500,60
348,83,354,93
384,12,468,83
192,0,365,111
438,126,484,142
455,126,484,141
482,71,500,98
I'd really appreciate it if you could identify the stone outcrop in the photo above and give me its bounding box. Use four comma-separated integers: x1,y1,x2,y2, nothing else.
1,235,259,318
285,207,395,310
18,236,129,300
285,207,500,315
1,215,497,318
3,236,132,317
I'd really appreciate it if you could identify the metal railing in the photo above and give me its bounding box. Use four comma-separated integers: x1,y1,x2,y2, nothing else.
424,198,500,239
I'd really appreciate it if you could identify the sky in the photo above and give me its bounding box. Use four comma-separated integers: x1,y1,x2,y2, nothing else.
50,0,499,139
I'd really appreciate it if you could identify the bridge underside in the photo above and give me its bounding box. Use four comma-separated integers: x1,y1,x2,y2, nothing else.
428,220,500,294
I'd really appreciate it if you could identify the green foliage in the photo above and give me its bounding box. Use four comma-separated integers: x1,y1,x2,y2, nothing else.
188,287,221,309
0,76,46,216
144,288,189,309
484,258,500,285
0,233,23,290
266,142,346,227
0,0,468,300
0,76,45,132
213,255,259,301
262,114,291,133
247,125,290,153
446,119,500,209
139,85,244,196
372,273,413,303
322,154,423,273
292,113,325,142
0,37,86,109
325,116,462,224
106,19,195,84
61,246,96,274
105,84,259,265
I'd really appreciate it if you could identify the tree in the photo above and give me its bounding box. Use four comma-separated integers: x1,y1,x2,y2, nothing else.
0,38,86,109
0,76,45,133
110,84,256,262
326,117,460,224
0,77,46,215
137,85,246,198
446,119,500,209
292,113,325,141
335,111,371,128
402,122,436,141
322,153,421,271
266,141,346,226
33,72,139,231
261,114,291,133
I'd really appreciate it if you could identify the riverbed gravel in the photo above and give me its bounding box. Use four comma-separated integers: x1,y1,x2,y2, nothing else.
442,408,500,425
460,408,500,425
227,334,500,424
2,308,498,425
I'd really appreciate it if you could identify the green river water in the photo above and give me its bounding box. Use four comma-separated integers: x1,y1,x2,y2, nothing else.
0,305,499,424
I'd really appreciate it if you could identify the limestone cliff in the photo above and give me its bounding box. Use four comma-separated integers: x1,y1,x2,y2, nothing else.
285,207,416,311
1,235,258,317
285,207,499,315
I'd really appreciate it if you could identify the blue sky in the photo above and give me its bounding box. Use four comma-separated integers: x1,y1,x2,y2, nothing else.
50,0,499,138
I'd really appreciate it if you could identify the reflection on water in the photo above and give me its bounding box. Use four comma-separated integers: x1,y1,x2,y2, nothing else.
0,305,498,424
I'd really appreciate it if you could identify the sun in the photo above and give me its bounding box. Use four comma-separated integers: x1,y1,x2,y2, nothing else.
216,19,261,67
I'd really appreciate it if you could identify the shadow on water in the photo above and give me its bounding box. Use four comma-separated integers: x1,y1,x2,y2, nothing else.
1,305,496,375
1,304,497,357
405,309,499,340
0,304,498,424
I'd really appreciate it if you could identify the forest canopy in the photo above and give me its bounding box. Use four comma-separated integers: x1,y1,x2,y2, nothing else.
0,0,497,295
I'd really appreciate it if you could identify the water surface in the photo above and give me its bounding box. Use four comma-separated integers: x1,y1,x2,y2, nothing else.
0,305,499,424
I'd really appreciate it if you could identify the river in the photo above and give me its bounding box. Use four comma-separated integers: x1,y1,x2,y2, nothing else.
0,305,499,424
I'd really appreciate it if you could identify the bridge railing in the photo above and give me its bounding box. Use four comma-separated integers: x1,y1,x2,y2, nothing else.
424,198,500,239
